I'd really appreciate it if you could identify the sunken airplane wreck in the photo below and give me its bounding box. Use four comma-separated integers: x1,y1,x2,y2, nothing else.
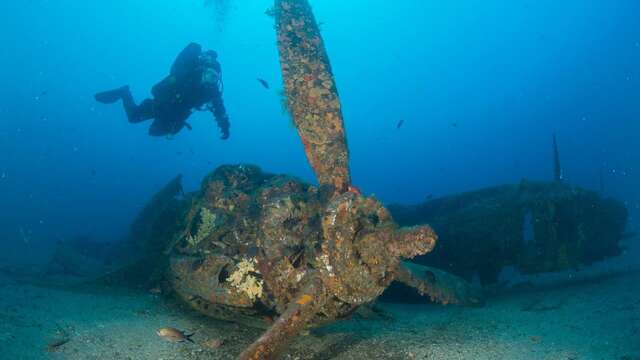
88,1,627,360
118,162,628,358
388,134,627,286
388,180,628,286
109,1,478,359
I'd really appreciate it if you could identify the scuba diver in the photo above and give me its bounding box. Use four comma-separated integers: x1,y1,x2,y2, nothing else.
94,42,230,139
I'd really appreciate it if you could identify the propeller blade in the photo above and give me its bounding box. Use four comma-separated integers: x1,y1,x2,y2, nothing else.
275,0,351,194
395,262,485,307
237,277,326,360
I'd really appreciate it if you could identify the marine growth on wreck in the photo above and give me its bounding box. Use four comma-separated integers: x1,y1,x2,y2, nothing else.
389,181,628,285
5,1,635,360
162,164,468,358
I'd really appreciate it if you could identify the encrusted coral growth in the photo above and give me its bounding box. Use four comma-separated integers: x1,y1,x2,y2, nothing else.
275,0,351,194
187,207,216,247
228,258,264,302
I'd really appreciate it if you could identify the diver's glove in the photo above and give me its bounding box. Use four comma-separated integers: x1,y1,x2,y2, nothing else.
218,120,230,140
216,114,230,140
208,103,230,140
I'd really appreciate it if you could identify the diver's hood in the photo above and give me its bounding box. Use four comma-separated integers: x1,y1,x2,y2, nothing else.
199,51,217,66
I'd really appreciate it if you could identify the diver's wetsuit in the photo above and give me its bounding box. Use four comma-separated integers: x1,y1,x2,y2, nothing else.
95,43,230,139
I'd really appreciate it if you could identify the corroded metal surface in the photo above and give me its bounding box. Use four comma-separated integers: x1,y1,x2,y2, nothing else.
389,181,628,285
236,278,327,360
318,193,437,305
161,1,478,359
396,262,484,306
170,255,254,308
164,165,471,359
275,0,351,193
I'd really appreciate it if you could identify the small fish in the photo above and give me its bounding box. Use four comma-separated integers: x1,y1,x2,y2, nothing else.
46,337,70,352
257,78,270,89
157,327,195,343
451,121,458,128
396,119,404,129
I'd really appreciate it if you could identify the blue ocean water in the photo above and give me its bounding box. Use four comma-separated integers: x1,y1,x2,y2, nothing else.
0,1,639,359
1,0,638,249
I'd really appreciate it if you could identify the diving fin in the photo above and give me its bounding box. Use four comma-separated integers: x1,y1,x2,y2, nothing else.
94,86,129,104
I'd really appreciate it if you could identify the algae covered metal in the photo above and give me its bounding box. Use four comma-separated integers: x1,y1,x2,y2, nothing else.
389,181,628,285
165,165,457,359
275,0,350,194
160,1,480,358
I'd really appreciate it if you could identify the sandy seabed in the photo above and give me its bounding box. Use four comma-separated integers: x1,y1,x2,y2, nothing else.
1,262,639,360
